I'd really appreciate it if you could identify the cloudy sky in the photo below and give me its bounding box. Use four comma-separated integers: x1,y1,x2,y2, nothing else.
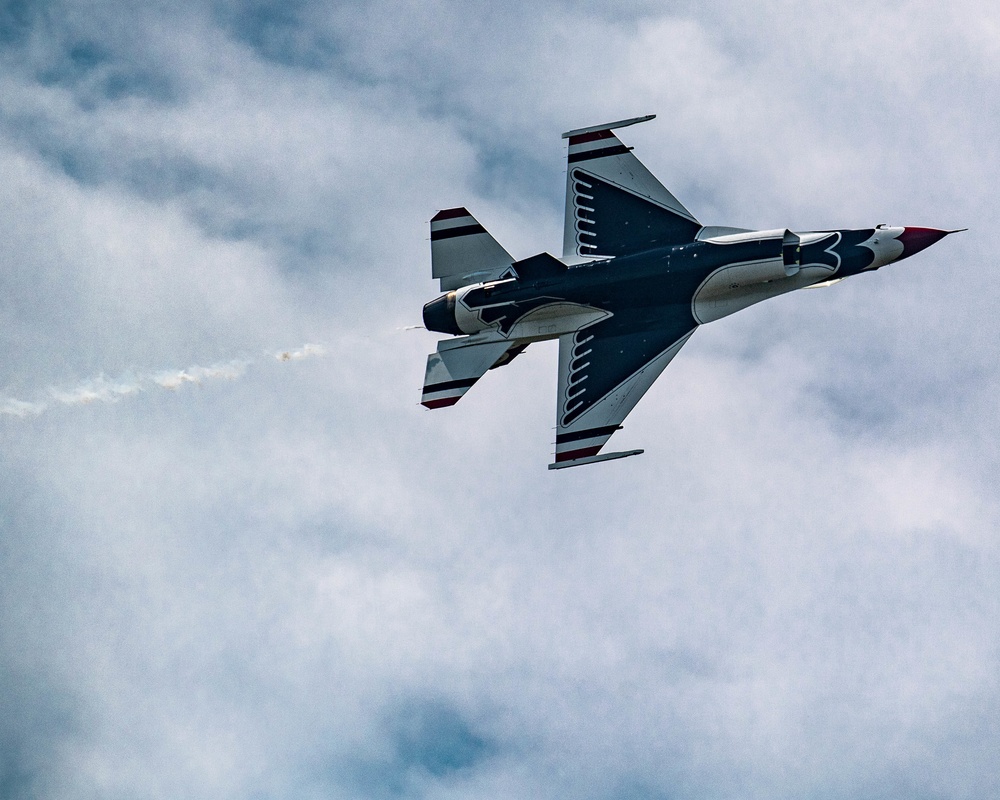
2,1,999,797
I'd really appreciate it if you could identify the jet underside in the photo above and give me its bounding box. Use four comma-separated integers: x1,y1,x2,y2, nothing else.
419,115,956,468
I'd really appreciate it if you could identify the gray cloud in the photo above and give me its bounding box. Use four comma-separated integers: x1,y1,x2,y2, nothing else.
0,670,77,800
333,698,497,797
2,1,999,798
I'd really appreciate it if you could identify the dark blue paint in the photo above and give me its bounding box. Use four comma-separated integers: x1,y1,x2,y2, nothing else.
426,228,881,426
572,170,702,256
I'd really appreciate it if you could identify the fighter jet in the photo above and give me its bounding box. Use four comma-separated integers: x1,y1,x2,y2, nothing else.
420,115,959,469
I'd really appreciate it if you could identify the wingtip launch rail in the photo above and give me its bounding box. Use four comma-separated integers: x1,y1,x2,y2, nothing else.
560,114,656,139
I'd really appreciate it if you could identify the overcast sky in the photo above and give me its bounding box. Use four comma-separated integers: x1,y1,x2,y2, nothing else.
2,1,999,798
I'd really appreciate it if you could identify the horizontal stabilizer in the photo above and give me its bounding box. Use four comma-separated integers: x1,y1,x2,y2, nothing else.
431,208,514,291
421,337,518,408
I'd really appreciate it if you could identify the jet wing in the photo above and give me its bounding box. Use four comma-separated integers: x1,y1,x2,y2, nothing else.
551,313,696,468
562,116,701,261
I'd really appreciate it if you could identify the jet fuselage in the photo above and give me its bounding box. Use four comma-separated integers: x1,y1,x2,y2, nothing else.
424,225,945,341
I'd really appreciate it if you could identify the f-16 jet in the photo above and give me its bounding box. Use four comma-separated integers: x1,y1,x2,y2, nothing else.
420,115,958,469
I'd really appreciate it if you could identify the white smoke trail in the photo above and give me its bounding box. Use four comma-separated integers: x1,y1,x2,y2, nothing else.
270,343,326,362
0,397,46,418
50,373,145,406
1,344,325,419
151,361,249,390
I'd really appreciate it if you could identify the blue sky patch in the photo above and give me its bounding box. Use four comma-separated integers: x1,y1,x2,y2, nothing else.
392,699,494,777
219,0,342,70
0,0,41,46
340,699,496,797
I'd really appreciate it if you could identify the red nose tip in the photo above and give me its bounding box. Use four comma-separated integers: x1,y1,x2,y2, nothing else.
897,227,950,260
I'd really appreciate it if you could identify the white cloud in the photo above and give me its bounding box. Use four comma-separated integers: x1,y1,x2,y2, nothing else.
2,1,999,799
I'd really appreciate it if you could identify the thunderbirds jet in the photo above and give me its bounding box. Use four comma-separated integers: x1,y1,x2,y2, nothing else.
420,115,958,469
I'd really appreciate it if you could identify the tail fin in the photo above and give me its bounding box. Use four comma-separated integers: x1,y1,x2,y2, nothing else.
431,208,515,291
561,116,701,260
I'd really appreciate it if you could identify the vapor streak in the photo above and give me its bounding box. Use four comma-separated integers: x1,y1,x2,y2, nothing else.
1,344,326,419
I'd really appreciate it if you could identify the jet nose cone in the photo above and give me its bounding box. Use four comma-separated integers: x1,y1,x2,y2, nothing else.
897,227,950,260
